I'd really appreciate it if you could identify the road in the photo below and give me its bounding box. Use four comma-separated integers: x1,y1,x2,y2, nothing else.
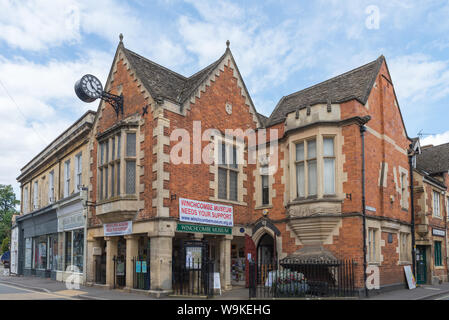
0,282,81,300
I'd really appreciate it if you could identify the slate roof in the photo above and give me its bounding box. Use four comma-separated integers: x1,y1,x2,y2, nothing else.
416,142,449,174
122,47,225,104
266,55,385,126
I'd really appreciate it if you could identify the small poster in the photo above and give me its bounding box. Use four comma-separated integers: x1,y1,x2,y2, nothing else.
117,262,125,276
136,261,141,273
214,272,221,289
186,246,202,269
142,261,147,273
404,265,416,289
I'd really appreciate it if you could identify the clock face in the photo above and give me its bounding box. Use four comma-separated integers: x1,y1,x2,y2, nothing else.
80,74,103,100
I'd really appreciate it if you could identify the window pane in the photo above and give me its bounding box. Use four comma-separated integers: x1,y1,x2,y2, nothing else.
218,142,226,165
218,168,227,199
323,138,334,157
126,133,136,157
112,137,115,160
296,143,304,161
324,158,335,194
296,163,305,197
111,164,115,197
307,140,316,159
73,229,84,273
262,175,269,205
99,169,103,200
229,171,238,201
117,134,121,159
308,160,317,196
126,160,136,194
65,232,72,270
105,167,108,198
105,141,109,163
117,163,121,196
230,146,238,168
100,142,104,165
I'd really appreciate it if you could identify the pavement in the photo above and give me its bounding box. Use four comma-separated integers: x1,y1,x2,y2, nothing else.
364,282,449,300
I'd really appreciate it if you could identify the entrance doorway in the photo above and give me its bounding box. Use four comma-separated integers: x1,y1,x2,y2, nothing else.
231,237,246,286
114,237,126,288
257,233,275,264
416,245,427,284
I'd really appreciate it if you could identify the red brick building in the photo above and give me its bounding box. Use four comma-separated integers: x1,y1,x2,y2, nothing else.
84,36,416,295
413,142,449,285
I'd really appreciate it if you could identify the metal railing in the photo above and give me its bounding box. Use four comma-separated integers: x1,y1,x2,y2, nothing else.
249,258,356,298
172,258,214,297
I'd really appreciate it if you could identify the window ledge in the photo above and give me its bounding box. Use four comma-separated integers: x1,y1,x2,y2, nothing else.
209,197,247,206
288,196,344,206
401,208,409,212
434,266,445,270
398,261,412,266
255,205,273,210
97,195,138,206
368,262,381,266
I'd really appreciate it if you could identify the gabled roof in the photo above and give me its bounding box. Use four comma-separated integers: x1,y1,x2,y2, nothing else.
122,47,224,104
266,56,385,126
416,142,449,174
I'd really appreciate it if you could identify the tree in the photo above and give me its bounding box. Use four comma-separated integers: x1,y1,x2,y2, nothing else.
1,237,9,254
0,185,19,247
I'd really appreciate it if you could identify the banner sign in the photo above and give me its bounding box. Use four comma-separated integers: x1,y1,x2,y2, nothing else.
104,221,132,236
179,198,233,227
177,223,232,235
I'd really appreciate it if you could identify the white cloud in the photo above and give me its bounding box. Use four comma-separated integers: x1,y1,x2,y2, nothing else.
421,131,449,147
0,50,111,197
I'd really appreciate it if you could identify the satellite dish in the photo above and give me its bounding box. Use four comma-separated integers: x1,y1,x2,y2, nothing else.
74,74,103,103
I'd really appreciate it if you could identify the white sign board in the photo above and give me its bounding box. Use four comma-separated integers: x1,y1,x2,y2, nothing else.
179,198,233,227
432,228,446,237
404,265,416,289
213,272,222,295
104,221,132,236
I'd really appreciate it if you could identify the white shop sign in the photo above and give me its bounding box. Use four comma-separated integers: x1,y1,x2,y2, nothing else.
179,198,233,227
432,228,446,237
104,221,133,236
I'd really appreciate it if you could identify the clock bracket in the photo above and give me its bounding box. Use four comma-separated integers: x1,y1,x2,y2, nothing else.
100,91,124,118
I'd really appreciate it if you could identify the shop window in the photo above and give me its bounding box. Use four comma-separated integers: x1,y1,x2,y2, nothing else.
48,234,58,271
25,238,32,269
34,236,47,270
65,232,72,270
218,141,238,201
434,241,442,266
72,229,84,273
433,191,441,217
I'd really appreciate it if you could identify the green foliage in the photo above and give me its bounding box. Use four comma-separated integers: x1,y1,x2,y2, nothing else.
1,237,9,254
0,185,19,246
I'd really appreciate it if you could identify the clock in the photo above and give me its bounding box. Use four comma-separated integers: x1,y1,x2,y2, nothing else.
74,74,103,103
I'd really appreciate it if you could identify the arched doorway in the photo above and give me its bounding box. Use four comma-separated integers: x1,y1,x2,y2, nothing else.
257,233,275,264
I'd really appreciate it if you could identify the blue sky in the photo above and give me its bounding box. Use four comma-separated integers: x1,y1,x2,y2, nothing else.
1,0,449,197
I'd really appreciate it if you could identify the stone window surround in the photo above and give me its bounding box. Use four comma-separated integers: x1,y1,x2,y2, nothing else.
209,134,247,206
286,126,345,204
253,148,276,209
97,127,140,205
367,227,380,264
399,231,412,264
432,189,442,219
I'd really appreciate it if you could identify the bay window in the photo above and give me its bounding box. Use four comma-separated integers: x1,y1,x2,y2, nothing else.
295,139,317,198
323,138,335,195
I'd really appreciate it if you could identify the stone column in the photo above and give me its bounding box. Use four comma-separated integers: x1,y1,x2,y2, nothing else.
220,235,233,291
105,236,118,289
124,235,139,291
86,238,101,284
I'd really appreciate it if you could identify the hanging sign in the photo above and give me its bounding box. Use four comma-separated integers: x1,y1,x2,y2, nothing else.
104,221,132,236
142,261,147,273
136,261,141,273
179,198,233,227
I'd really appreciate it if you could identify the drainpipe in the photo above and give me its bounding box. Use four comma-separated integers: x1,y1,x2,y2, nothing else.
81,187,88,285
359,115,371,298
408,149,416,278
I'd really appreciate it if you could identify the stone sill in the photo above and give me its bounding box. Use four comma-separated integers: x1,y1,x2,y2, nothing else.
367,262,381,266
209,197,247,206
255,205,273,210
398,261,412,266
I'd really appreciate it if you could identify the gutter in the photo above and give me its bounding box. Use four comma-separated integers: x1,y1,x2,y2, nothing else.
359,115,371,298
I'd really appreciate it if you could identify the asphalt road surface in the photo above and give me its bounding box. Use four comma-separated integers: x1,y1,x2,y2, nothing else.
0,282,80,300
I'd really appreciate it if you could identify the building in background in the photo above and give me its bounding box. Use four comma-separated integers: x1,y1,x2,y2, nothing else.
15,111,95,283
413,142,449,285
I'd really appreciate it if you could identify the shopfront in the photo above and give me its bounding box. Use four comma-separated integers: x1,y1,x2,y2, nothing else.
56,195,86,283
17,205,58,279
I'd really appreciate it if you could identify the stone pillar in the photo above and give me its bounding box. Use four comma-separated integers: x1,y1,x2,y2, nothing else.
148,219,175,291
220,235,233,291
105,236,118,289
124,235,139,290
86,238,101,284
